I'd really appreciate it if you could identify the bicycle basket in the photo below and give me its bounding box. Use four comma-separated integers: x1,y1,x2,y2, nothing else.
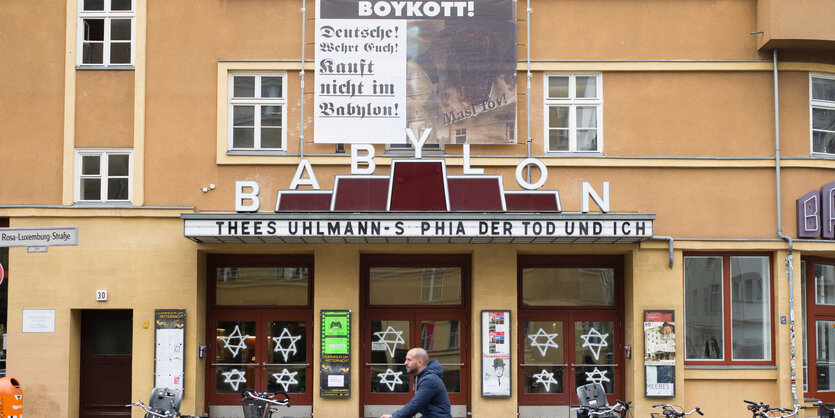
241,396,269,418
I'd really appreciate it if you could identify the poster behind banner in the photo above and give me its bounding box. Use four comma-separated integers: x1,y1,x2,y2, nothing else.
481,310,511,397
155,309,185,392
321,310,351,398
315,0,517,144
643,310,675,397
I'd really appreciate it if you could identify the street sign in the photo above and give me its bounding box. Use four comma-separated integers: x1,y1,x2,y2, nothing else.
0,227,78,247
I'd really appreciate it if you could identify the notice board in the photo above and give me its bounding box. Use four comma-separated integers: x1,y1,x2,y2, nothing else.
155,309,185,392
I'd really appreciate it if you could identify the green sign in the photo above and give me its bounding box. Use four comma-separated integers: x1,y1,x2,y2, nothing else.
321,310,351,398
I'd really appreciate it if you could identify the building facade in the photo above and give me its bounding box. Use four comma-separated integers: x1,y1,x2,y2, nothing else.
1,0,835,417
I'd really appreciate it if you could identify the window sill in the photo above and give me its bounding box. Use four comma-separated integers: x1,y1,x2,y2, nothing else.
76,65,135,71
810,152,835,160
684,364,776,370
543,152,604,157
226,150,289,156
72,202,134,208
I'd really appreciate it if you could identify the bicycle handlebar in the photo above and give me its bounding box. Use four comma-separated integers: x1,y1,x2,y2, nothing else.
126,401,174,418
652,404,703,416
241,388,291,407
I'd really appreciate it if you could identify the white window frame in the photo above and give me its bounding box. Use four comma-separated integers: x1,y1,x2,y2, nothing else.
810,73,835,156
74,148,133,203
227,72,288,152
543,73,603,153
77,0,136,67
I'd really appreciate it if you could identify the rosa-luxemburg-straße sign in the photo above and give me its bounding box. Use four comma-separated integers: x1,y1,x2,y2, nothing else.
0,227,78,247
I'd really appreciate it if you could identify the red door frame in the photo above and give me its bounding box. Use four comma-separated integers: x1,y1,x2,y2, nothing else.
206,254,314,408
803,256,835,402
360,254,472,416
517,255,625,407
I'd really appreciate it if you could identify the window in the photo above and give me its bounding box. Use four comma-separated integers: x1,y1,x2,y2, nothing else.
75,149,132,203
684,254,773,364
78,0,134,66
811,74,835,155
544,73,602,153
228,72,287,151
802,257,835,401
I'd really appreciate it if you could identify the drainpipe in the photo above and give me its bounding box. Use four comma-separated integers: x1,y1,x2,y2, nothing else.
299,0,307,159
772,48,798,407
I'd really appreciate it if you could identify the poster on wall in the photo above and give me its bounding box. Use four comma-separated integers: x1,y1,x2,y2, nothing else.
314,0,517,144
320,310,351,398
155,309,185,392
644,310,675,397
481,310,511,397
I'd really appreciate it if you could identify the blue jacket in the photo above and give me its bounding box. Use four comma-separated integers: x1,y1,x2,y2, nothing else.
392,360,452,418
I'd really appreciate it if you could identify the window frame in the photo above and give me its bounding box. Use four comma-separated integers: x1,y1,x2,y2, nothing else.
227,72,289,153
74,148,133,204
801,256,835,402
810,73,835,156
77,0,136,68
543,73,603,154
683,252,775,366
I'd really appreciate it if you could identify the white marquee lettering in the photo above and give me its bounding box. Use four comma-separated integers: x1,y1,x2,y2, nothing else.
515,158,547,190
235,181,261,212
463,144,483,174
289,159,321,190
405,128,431,159
582,181,610,213
351,144,376,175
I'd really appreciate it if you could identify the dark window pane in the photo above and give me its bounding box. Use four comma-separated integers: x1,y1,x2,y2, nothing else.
83,19,104,41
110,43,131,64
262,77,283,98
81,178,102,200
233,128,254,148
234,106,255,127
268,321,307,364
370,320,409,364
813,108,835,131
215,267,309,305
549,129,569,151
90,317,132,354
684,256,724,360
730,256,770,361
370,365,409,393
83,0,104,11
261,106,282,127
82,155,101,175
261,128,282,149
82,42,103,64
576,76,597,98
234,76,255,98
548,76,568,98
111,0,132,11
548,106,568,128
111,19,131,40
107,178,129,200
813,131,835,154
813,77,835,102
215,321,257,363
108,154,129,176
370,267,461,305
577,130,597,151
521,268,615,306
267,365,306,394
524,366,563,394
215,365,256,394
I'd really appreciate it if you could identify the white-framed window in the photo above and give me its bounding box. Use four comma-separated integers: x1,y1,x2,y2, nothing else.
74,149,133,203
544,73,602,153
228,72,288,151
811,73,835,155
78,0,135,67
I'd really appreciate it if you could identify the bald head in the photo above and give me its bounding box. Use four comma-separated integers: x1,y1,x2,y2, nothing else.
405,347,430,374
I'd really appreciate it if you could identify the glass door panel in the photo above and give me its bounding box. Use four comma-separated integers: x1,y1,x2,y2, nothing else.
421,320,462,393
215,320,258,394
370,320,410,394
266,320,308,394
522,320,565,395
572,321,616,394
817,320,835,392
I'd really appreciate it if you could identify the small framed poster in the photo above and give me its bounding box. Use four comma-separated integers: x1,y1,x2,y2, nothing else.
481,310,511,397
643,310,675,397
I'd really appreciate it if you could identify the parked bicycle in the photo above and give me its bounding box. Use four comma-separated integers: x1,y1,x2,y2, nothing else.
240,388,291,418
651,404,703,417
572,399,631,418
126,387,206,418
745,400,806,417
814,401,835,416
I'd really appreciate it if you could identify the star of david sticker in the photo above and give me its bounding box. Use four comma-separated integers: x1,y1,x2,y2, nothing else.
580,328,609,361
378,368,404,391
527,328,559,357
221,368,247,391
272,368,299,392
585,367,610,386
531,369,560,392
219,325,250,358
373,326,405,358
272,328,302,362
